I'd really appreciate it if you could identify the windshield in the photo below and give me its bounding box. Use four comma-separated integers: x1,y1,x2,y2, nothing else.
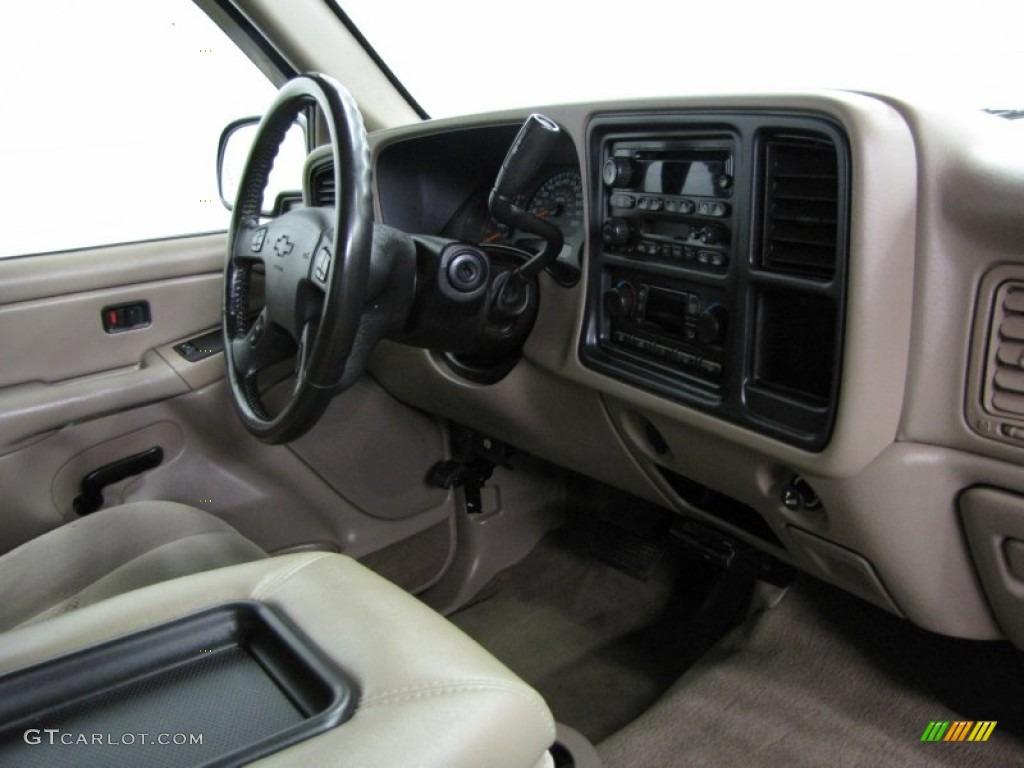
339,0,1022,118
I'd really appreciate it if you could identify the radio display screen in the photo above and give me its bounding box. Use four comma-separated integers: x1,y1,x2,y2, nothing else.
642,286,689,338
641,156,729,198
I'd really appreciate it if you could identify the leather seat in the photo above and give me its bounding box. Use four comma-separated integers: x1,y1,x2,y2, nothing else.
0,504,556,767
0,500,266,632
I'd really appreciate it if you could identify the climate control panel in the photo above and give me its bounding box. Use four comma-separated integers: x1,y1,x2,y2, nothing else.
601,273,728,388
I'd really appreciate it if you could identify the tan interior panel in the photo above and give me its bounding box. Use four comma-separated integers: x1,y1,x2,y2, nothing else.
960,486,1024,650
0,351,189,452
0,274,221,388
50,421,186,518
0,379,456,561
785,527,903,616
289,376,449,521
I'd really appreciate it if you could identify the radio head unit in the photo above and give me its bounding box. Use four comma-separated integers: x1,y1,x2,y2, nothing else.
582,112,850,450
602,147,734,198
600,139,736,274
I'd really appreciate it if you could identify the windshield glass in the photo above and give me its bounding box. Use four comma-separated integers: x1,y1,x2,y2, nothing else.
339,0,1022,118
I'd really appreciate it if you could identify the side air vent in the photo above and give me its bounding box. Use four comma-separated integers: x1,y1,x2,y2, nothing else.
985,282,1024,417
760,135,841,280
310,163,335,206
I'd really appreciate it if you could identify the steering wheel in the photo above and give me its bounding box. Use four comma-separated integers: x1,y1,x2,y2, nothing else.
223,74,373,444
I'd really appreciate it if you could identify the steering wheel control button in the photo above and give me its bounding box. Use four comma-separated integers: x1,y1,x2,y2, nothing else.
250,227,268,252
250,315,265,346
274,235,295,258
314,246,332,283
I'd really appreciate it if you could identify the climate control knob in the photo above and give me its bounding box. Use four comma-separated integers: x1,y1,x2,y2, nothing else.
602,217,632,248
602,157,639,188
603,282,636,318
697,303,727,346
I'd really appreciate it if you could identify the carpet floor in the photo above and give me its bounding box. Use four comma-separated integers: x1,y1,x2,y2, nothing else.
599,577,1024,767
449,529,699,742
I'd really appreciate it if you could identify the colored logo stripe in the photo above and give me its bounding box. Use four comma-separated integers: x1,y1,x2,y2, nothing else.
944,721,973,741
921,721,997,742
968,722,998,742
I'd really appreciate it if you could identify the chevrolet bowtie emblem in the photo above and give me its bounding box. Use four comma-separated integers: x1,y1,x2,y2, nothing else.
274,235,295,258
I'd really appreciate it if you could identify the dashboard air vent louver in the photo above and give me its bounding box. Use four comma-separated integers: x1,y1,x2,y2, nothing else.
985,282,1024,417
761,136,840,280
310,163,335,207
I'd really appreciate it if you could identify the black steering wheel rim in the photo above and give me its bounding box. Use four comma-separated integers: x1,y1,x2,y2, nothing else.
223,73,373,444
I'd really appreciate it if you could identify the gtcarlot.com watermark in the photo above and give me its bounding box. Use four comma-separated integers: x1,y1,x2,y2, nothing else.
23,729,203,747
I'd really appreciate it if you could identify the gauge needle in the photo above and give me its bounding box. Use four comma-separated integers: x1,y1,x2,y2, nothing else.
535,203,564,220
482,231,505,243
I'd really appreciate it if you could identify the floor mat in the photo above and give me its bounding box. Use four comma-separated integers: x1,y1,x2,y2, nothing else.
599,578,1024,767
450,530,715,742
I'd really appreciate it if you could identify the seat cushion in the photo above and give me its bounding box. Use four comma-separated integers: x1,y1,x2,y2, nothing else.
0,501,265,631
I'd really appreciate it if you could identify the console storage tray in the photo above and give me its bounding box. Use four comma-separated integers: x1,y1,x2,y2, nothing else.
0,601,355,767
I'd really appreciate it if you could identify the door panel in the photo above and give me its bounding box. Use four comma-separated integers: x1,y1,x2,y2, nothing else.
0,236,224,451
0,237,456,584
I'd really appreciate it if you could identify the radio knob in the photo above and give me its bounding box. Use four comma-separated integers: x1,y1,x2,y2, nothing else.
697,303,727,346
602,217,632,248
603,157,639,188
603,282,636,318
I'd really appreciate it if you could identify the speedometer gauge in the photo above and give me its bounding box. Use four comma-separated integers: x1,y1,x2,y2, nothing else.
528,170,583,240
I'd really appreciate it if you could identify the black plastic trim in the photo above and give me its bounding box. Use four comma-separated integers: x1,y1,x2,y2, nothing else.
0,602,356,768
322,1,430,120
196,0,296,85
657,466,784,549
581,111,850,451
73,447,164,515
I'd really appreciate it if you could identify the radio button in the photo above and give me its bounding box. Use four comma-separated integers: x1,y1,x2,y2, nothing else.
610,194,635,209
677,351,697,367
664,199,679,213
698,201,730,217
700,359,723,376
678,199,696,215
687,294,701,315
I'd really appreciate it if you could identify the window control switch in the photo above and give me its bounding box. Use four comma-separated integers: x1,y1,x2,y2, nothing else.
174,329,224,362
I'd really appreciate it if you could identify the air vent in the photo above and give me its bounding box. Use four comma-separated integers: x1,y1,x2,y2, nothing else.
310,163,335,206
985,282,1024,417
760,135,841,279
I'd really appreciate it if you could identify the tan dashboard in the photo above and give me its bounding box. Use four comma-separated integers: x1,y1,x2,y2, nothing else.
364,91,1024,648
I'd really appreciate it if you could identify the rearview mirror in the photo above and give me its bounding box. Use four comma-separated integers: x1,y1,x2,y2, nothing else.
217,116,308,216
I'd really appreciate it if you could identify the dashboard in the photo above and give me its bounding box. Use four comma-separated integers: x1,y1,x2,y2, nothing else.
322,92,1024,651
